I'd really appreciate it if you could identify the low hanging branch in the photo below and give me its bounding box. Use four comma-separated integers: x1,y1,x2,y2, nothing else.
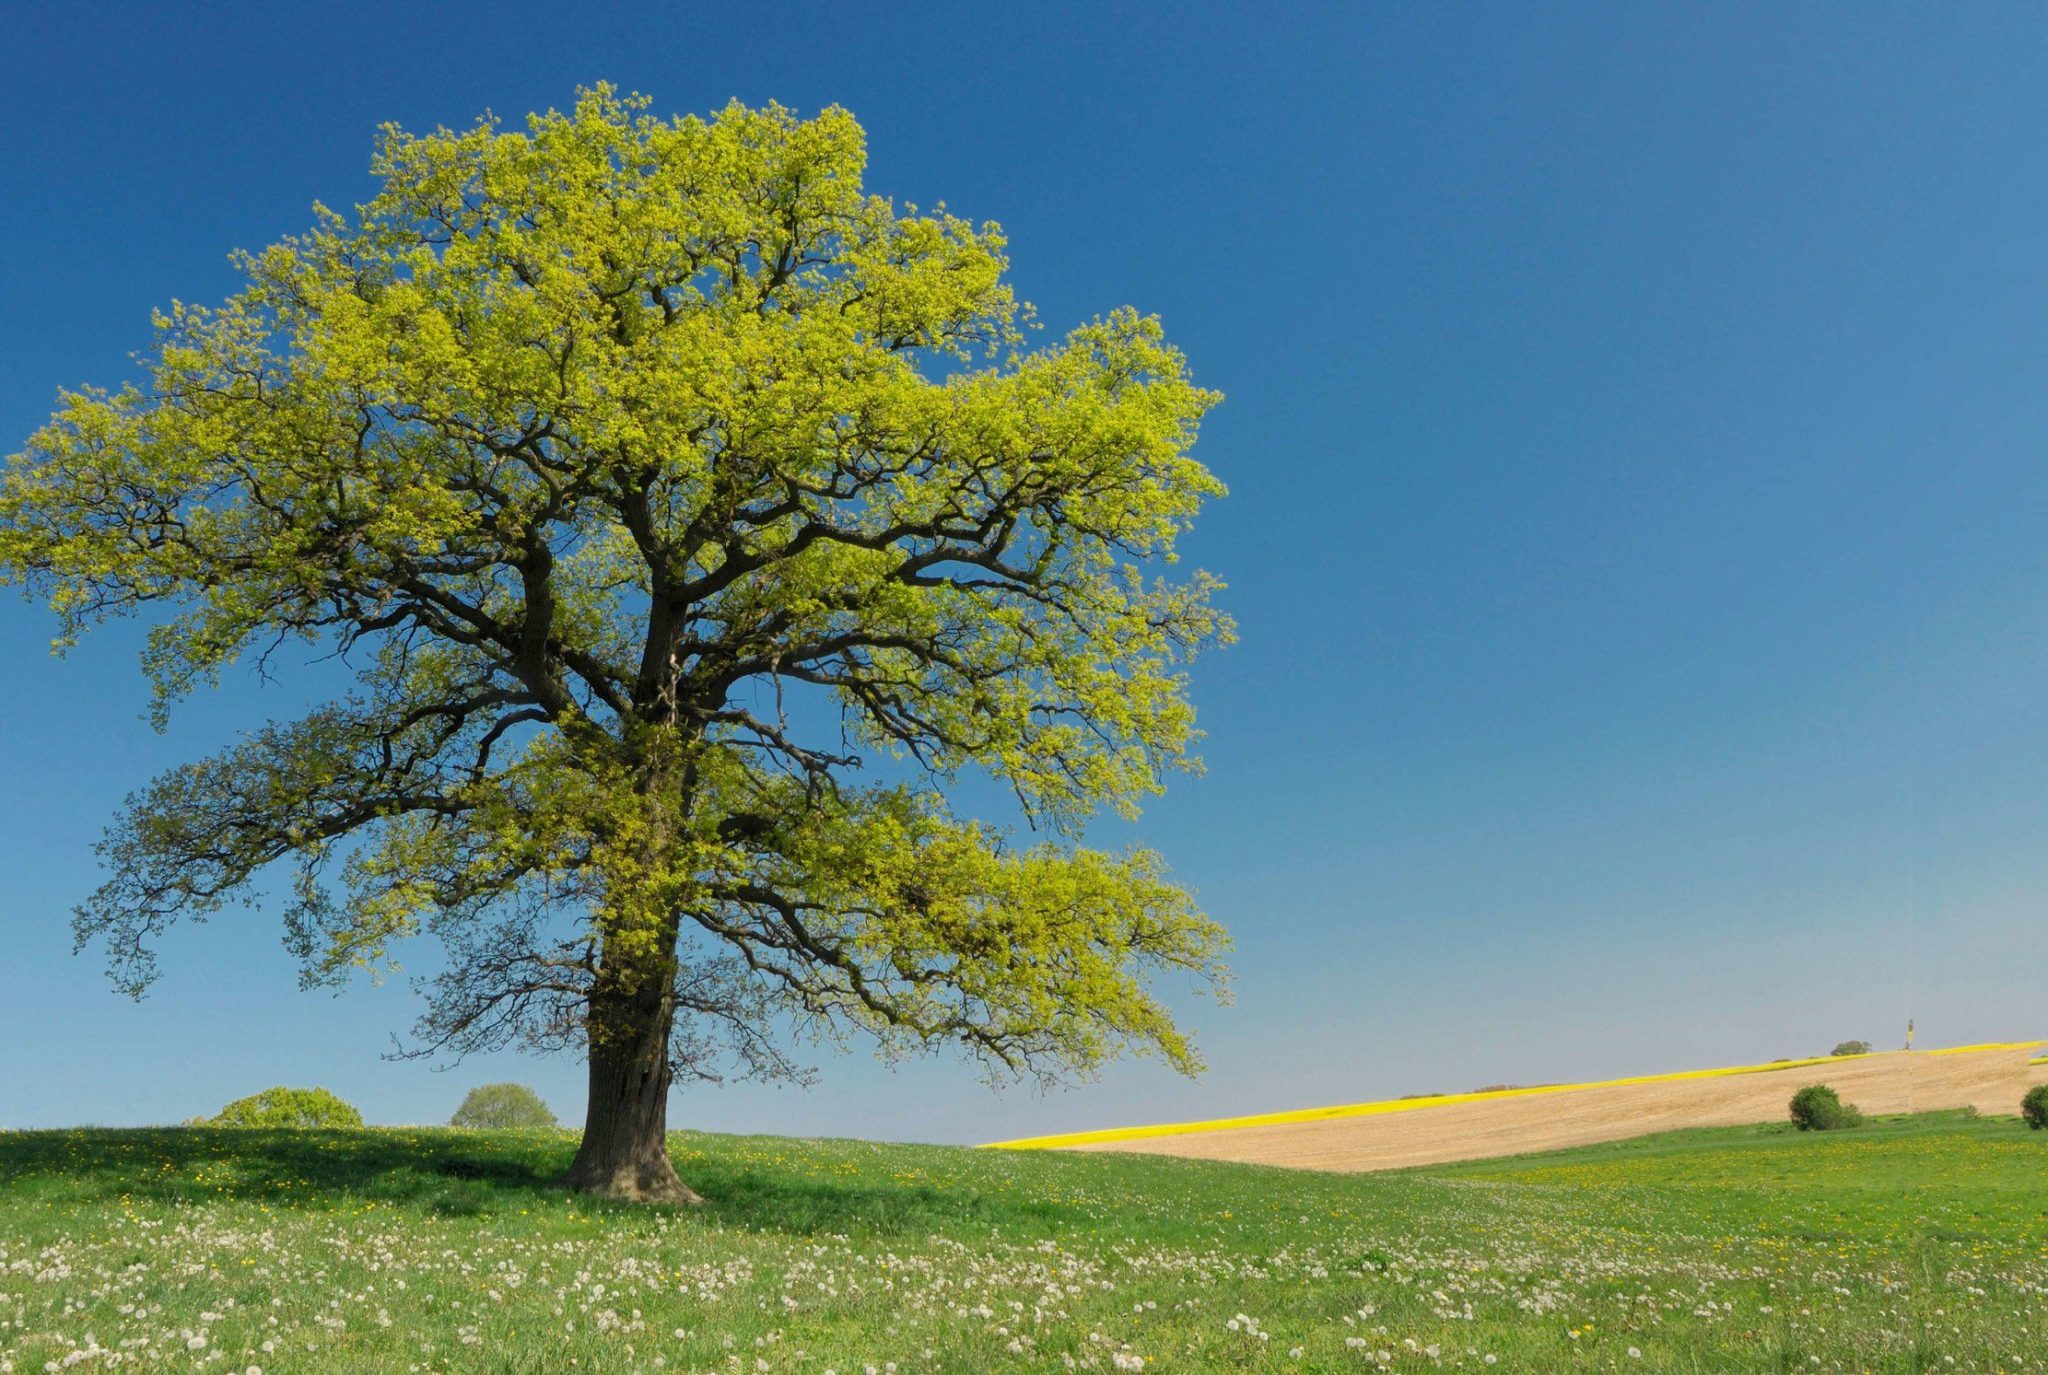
0,86,1233,1203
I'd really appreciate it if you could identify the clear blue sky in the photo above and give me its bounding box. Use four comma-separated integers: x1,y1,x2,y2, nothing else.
4,2,2045,1140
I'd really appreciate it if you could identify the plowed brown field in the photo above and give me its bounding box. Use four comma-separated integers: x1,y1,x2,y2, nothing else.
1060,1046,2048,1172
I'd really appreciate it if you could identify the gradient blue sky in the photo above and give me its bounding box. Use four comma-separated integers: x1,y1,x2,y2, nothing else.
4,2,2046,1142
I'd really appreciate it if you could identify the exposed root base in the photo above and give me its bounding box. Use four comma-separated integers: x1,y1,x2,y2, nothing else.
558,1161,705,1205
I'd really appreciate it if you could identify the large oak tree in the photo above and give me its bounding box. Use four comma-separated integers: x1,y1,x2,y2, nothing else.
0,89,1231,1201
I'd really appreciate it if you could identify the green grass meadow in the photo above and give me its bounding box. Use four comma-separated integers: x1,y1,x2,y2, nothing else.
2,1110,2043,1373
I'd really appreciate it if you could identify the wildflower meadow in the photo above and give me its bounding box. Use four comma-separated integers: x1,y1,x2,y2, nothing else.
2,1109,2042,1373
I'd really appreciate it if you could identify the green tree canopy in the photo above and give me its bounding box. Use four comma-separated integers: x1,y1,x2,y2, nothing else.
209,1086,364,1130
1,87,1231,1200
451,1082,558,1129
1788,1083,1863,1132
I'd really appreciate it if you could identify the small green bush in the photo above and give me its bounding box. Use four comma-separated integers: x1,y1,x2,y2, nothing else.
450,1083,557,1129
208,1086,363,1130
2023,1084,2048,1131
1789,1083,1863,1131
1829,1040,1873,1057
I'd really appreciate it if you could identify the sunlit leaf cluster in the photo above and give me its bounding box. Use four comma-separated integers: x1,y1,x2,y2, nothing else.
1,87,1231,1086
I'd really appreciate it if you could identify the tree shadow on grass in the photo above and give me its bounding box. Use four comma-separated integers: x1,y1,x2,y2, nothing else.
0,1127,568,1214
0,1127,1076,1239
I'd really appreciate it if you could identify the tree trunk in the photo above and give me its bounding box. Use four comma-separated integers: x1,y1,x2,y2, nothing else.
560,978,704,1204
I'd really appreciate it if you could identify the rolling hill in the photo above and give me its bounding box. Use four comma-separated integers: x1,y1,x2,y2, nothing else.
990,1040,2048,1171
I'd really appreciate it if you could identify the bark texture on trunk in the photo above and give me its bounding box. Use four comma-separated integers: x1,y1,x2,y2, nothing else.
560,980,703,1204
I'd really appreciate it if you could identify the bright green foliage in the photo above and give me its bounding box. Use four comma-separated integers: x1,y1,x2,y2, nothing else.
2023,1084,2048,1130
451,1082,558,1129
1,88,1230,1096
1788,1083,1863,1131
208,1086,364,1129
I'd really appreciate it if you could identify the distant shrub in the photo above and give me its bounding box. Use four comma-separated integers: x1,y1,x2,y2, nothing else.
1830,1040,1873,1057
450,1083,557,1129
2023,1085,2048,1131
209,1086,363,1130
1789,1084,1863,1131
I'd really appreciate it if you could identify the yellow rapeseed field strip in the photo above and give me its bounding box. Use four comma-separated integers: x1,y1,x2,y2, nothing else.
984,1040,2047,1151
